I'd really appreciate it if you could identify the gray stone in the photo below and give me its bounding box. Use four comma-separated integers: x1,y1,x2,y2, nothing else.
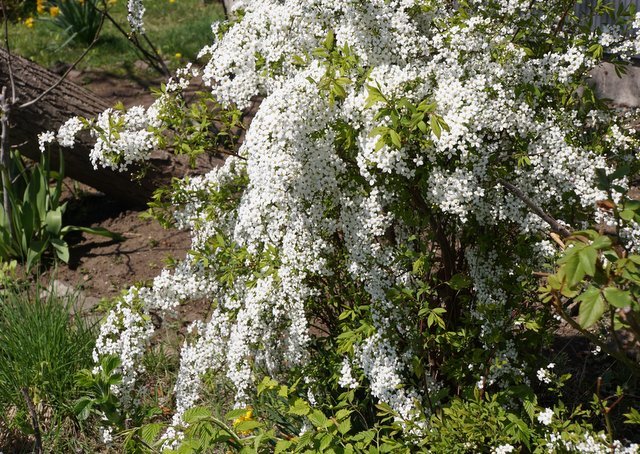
41,280,102,317
589,62,640,108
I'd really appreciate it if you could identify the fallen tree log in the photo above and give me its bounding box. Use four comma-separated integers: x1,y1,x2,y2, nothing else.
0,46,223,206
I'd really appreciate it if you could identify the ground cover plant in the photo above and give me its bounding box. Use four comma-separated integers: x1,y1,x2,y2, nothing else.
29,0,640,451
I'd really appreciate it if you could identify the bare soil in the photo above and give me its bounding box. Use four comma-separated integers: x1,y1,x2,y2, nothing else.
42,67,193,303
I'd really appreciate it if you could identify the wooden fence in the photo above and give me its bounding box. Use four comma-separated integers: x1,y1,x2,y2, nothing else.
575,0,640,29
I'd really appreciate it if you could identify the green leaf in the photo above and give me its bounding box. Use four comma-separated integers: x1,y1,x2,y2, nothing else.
430,115,441,138
226,408,249,420
561,253,584,287
624,407,640,425
73,397,93,421
51,237,70,263
234,420,262,432
324,29,335,50
388,129,402,148
332,83,347,99
319,433,333,451
620,209,635,221
447,273,472,290
275,440,293,453
523,399,536,422
578,245,597,278
140,422,164,444
603,287,633,308
591,235,612,250
61,225,123,240
308,409,330,428
577,286,606,328
45,208,62,236
184,407,212,424
289,398,311,416
258,376,278,395
337,417,351,435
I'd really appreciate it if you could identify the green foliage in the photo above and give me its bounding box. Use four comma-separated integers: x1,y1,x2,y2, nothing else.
167,378,408,454
0,280,96,425
46,0,103,46
75,354,170,451
0,150,121,270
541,227,640,372
33,1,640,451
6,0,225,72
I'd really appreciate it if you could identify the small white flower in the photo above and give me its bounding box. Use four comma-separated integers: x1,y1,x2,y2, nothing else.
37,131,55,153
492,444,515,454
537,407,554,426
57,116,84,148
537,363,555,384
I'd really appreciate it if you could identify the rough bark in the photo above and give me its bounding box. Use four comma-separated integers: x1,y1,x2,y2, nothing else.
0,46,223,206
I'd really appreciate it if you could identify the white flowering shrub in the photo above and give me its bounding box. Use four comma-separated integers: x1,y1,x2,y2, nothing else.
59,0,640,450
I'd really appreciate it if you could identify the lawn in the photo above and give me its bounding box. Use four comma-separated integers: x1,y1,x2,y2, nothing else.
5,0,225,73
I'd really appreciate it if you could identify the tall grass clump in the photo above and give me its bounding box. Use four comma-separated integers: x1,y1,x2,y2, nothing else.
0,277,96,450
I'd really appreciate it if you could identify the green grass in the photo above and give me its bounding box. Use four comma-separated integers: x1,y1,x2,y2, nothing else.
0,279,97,452
5,0,225,73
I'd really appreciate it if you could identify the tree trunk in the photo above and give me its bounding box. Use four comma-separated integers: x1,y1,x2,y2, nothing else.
0,47,223,207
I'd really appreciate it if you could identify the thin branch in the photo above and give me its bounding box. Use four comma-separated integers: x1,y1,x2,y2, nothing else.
92,2,169,76
19,11,106,109
21,387,43,454
1,0,16,103
212,147,246,160
0,86,12,234
141,32,169,76
498,179,572,237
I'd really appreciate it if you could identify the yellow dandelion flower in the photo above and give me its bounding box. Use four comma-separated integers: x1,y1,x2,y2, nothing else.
175,52,182,59
24,17,35,28
49,6,60,17
36,0,45,14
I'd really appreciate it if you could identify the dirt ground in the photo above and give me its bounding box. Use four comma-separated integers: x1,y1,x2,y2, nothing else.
42,67,194,304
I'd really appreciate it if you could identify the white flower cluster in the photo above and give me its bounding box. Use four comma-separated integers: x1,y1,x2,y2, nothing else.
92,290,154,405
491,444,515,454
89,105,161,171
537,407,554,426
37,131,55,153
338,357,359,390
83,0,640,445
548,431,639,454
536,362,555,385
127,0,146,33
56,117,84,148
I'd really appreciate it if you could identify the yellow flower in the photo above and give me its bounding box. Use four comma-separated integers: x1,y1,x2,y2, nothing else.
36,0,45,14
175,52,182,59
49,6,60,17
24,17,34,28
169,0,175,3
232,407,254,436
